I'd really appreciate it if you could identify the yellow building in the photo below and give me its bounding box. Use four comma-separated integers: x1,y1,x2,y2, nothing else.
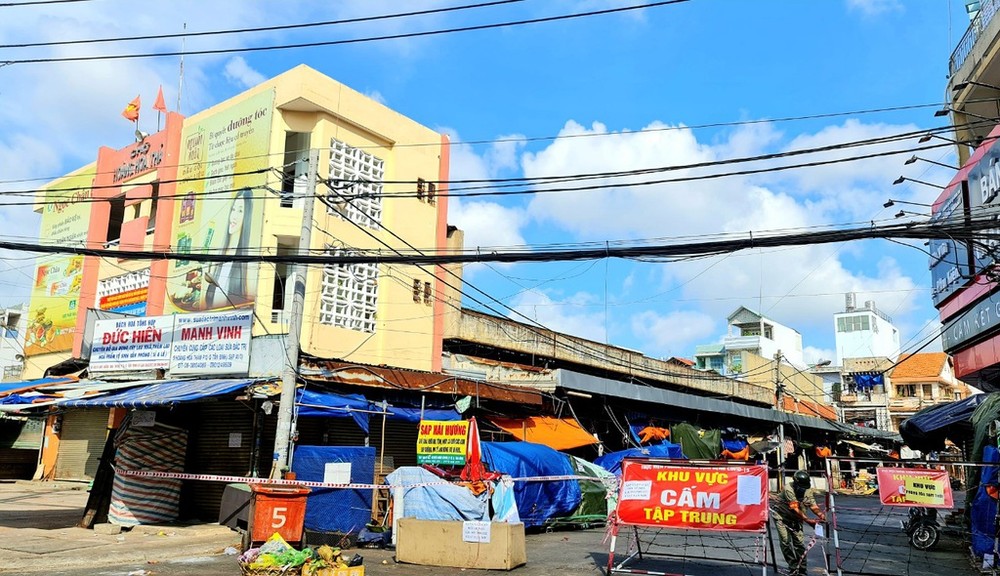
24,64,454,378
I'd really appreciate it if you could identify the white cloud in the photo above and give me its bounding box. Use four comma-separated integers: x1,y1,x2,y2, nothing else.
510,289,607,343
443,130,529,252
365,90,388,105
631,310,716,357
803,346,835,366
223,57,266,89
518,117,926,351
846,0,903,16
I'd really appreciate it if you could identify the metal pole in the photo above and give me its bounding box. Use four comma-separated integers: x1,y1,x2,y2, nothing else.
272,149,318,478
827,457,843,576
774,350,785,490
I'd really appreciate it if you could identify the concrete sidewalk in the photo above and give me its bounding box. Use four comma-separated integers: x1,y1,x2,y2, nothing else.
0,481,239,574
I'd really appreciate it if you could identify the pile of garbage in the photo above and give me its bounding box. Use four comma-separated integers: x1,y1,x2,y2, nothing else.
238,533,364,575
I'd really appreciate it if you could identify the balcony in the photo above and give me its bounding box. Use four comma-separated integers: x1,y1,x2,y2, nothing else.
723,335,762,351
951,0,1000,75
839,392,888,406
889,397,931,412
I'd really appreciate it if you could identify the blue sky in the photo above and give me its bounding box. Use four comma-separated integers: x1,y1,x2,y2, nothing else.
0,0,980,364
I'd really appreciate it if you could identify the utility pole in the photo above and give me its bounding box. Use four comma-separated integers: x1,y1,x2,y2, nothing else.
774,349,785,490
272,148,319,479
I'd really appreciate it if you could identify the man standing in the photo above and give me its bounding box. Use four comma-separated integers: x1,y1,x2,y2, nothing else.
771,470,826,576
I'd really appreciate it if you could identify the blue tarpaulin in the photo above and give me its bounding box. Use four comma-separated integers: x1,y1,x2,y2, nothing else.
292,445,375,535
481,441,581,528
296,389,370,434
382,405,460,422
594,443,686,475
386,467,489,522
0,377,72,397
899,394,987,453
972,445,999,556
62,379,252,407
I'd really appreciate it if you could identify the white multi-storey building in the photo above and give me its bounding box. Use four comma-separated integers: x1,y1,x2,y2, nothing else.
833,293,900,366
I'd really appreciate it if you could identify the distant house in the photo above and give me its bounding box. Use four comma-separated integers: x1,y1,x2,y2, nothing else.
888,352,969,430
666,357,695,368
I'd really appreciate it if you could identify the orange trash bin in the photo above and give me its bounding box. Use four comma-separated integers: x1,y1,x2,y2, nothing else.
248,484,311,546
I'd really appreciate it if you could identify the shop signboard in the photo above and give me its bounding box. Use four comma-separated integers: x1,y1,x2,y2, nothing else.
25,171,93,356
90,315,173,372
615,460,768,531
169,309,252,375
166,89,274,315
877,467,954,508
967,141,1000,274
940,293,1000,352
97,269,151,316
928,187,971,306
416,420,470,466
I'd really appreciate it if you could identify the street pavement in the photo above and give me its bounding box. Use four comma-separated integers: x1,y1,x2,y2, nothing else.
0,482,982,576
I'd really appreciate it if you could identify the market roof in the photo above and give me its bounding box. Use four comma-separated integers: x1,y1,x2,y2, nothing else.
62,378,255,408
299,355,543,406
892,352,948,380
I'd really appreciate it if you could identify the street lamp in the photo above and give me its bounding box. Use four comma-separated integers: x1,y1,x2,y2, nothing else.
884,198,934,209
935,106,998,122
892,176,945,189
903,155,958,170
952,80,1000,92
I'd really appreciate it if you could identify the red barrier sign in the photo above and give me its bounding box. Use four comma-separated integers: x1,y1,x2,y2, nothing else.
616,461,769,531
877,467,954,508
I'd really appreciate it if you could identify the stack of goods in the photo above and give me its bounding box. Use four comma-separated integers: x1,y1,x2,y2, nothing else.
238,534,364,576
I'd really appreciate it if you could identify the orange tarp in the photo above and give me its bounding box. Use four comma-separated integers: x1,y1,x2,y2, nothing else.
488,416,599,451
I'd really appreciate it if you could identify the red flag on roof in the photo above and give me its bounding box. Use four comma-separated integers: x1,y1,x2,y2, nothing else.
121,95,140,122
153,85,167,113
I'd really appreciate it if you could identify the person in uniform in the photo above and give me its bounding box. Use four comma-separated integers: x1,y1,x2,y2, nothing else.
771,470,826,576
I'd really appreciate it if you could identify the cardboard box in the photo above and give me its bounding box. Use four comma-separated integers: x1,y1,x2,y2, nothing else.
395,519,526,570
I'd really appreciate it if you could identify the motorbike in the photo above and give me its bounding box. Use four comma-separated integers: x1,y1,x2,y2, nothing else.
901,507,940,550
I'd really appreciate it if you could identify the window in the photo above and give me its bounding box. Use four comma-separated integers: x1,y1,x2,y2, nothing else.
271,243,294,314
147,182,159,232
319,246,379,333
955,391,962,401
922,384,933,398
106,195,126,245
327,137,384,228
897,384,916,398
412,279,421,303
427,182,436,205
423,281,432,306
837,314,871,332
281,132,311,208
417,178,426,201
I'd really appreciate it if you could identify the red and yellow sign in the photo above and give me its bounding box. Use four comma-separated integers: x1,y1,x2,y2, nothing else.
877,468,954,508
616,461,769,532
416,420,469,466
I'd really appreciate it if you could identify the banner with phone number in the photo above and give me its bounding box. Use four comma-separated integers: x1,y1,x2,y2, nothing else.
877,467,954,508
616,460,769,531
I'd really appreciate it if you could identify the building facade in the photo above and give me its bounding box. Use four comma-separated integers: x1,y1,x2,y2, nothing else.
23,65,453,380
0,305,26,381
833,294,900,366
887,353,968,430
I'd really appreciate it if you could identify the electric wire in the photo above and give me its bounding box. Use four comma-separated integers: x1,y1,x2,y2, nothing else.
0,0,525,49
0,0,692,66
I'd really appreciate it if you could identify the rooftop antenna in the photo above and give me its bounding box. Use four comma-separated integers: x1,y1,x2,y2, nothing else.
177,22,186,113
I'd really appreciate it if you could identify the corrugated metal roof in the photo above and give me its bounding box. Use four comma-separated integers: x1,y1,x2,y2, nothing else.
62,379,254,408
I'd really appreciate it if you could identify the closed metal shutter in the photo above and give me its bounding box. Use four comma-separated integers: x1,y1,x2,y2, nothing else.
368,418,418,472
55,409,110,480
185,402,254,520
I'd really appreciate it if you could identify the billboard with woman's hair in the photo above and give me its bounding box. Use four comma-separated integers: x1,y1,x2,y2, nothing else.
166,89,275,313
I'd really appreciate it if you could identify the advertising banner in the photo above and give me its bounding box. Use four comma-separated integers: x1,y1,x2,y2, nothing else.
416,420,470,466
166,89,274,314
616,461,768,532
90,315,173,372
25,171,94,356
928,187,970,307
877,467,954,508
169,309,252,375
97,268,151,316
